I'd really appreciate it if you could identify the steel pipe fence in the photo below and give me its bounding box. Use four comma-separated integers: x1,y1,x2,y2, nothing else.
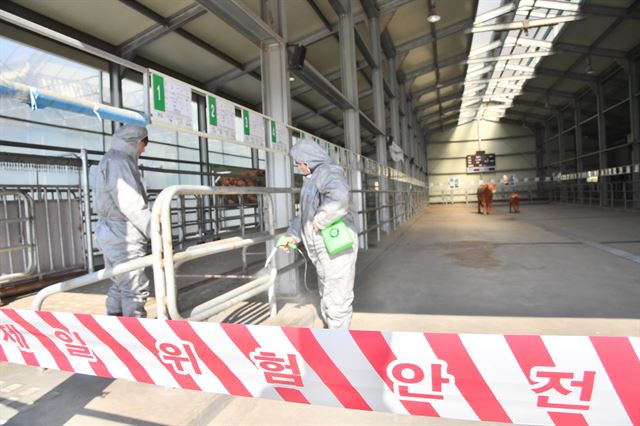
0,185,86,282
0,190,36,284
150,186,294,321
32,186,289,316
354,188,429,245
427,164,639,210
548,180,638,209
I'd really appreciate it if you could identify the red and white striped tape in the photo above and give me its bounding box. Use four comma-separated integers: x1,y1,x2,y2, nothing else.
0,308,638,425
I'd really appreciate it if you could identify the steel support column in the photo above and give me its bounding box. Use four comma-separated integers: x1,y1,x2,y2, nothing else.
400,83,410,175
197,96,212,237
535,125,545,195
388,58,402,171
556,110,565,176
261,0,296,294
626,59,640,208
544,120,551,177
387,57,403,224
109,63,123,133
408,100,417,177
368,14,390,232
574,99,584,204
594,81,608,206
335,0,365,248
574,99,584,173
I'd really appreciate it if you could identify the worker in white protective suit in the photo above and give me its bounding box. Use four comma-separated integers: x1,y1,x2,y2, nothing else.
93,124,151,317
279,139,358,329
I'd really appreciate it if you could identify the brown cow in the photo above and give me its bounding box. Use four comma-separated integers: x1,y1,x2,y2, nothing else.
219,170,265,206
477,182,497,215
509,192,521,213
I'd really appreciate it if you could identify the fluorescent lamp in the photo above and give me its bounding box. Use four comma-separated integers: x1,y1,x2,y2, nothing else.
466,50,554,64
504,36,553,49
519,0,580,12
474,3,516,24
468,14,583,33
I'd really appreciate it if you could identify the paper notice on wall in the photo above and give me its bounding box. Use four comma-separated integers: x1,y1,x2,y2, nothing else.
242,109,265,148
207,95,236,140
269,120,289,152
150,73,192,128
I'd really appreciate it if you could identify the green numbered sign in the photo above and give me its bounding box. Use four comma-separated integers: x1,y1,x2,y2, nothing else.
271,120,277,144
242,110,250,135
152,74,165,112
208,96,217,126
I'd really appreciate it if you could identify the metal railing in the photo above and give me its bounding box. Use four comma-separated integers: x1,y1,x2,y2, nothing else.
548,180,638,209
1,185,86,281
150,185,294,321
356,188,428,245
32,184,428,319
0,191,36,284
32,186,292,319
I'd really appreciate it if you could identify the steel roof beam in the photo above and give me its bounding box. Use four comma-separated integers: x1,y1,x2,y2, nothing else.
291,60,355,110
521,85,575,99
420,101,463,120
355,26,376,69
555,43,627,59
195,0,283,45
536,0,640,101
290,60,368,98
360,0,379,19
293,87,374,123
581,4,640,19
412,75,466,99
504,109,548,120
360,110,385,135
536,67,595,82
395,18,474,56
380,30,397,59
117,2,206,58
415,90,465,111
500,116,542,127
403,52,468,82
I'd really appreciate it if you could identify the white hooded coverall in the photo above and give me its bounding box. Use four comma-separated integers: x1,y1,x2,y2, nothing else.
287,139,358,329
93,125,151,317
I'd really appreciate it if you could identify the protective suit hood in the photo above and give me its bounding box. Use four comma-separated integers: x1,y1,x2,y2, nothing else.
290,138,332,171
111,125,147,159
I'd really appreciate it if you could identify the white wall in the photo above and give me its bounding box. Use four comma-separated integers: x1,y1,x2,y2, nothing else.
427,120,537,202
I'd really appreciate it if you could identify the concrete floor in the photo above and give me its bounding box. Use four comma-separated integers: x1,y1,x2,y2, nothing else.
1,202,639,425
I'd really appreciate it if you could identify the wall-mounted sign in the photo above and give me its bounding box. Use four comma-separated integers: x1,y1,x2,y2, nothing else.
151,73,192,128
242,109,265,148
502,174,516,185
206,95,236,140
269,120,289,152
466,150,496,174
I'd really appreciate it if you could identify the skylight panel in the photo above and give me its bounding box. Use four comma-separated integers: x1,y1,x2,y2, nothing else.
458,0,581,124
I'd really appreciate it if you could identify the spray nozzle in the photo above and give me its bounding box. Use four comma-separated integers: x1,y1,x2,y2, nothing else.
276,235,297,249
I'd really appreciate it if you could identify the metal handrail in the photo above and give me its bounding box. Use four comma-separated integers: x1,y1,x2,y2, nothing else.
32,254,153,310
151,185,299,320
1,190,36,285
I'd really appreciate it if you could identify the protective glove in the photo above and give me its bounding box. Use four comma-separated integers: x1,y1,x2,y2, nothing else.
276,235,298,253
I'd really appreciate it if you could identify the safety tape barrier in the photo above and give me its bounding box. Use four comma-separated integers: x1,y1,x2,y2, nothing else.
0,308,637,425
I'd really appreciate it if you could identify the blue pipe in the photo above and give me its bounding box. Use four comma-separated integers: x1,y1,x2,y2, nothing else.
0,78,148,126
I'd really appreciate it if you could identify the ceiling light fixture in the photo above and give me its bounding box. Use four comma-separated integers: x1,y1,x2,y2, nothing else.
289,76,295,82
427,1,441,23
